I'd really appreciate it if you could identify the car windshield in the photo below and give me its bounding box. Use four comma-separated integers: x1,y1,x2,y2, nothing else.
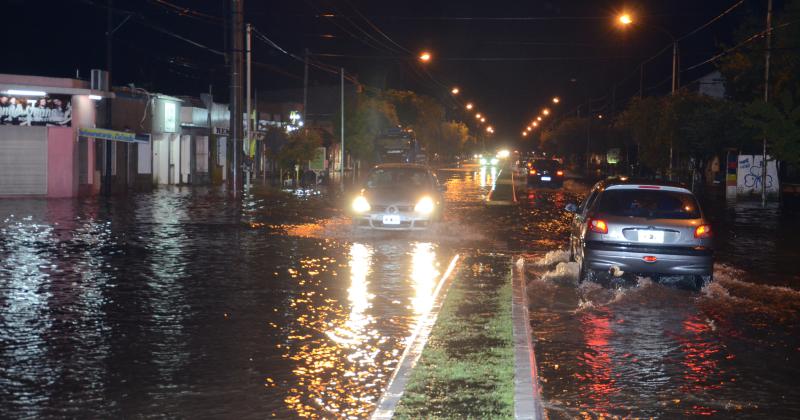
366,168,431,189
595,189,701,219
532,160,559,170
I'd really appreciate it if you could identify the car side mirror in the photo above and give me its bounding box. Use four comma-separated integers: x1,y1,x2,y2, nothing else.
564,203,578,213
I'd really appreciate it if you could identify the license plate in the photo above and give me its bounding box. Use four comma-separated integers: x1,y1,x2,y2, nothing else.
638,230,664,243
382,215,401,225
541,176,552,181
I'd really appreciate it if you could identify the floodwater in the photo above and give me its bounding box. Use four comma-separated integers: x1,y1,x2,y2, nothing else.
516,179,800,418
0,164,798,418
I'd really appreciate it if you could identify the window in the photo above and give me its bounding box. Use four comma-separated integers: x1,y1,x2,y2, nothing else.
594,189,701,219
366,168,431,189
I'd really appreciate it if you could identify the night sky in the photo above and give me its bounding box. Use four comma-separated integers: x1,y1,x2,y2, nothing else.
5,0,746,139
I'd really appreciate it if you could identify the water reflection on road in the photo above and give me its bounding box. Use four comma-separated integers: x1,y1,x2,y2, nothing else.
1,166,799,418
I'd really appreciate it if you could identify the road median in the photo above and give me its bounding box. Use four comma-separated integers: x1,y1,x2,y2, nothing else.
390,254,516,418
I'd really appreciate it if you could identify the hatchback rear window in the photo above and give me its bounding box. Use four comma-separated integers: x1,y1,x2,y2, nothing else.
594,189,701,219
531,160,559,171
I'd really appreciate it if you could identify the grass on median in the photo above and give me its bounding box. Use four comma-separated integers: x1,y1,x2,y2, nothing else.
394,256,514,419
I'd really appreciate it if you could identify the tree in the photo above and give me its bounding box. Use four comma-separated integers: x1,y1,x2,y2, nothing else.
276,128,322,169
440,121,470,155
334,93,399,162
744,89,800,165
385,90,446,153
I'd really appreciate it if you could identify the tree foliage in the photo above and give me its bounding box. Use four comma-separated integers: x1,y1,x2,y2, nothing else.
276,128,322,168
335,93,399,161
385,90,446,153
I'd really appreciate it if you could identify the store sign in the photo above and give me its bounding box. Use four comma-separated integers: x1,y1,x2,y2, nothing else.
78,128,150,143
0,93,72,126
164,101,177,133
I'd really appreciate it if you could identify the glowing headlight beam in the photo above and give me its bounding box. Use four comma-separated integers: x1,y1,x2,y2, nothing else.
414,196,435,214
352,196,371,213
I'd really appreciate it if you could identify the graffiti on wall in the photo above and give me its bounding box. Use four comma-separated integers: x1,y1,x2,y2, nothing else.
737,155,779,196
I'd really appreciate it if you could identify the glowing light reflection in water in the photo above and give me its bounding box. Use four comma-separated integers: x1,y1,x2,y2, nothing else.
281,241,443,418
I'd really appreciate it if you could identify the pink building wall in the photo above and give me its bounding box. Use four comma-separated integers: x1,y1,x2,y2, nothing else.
47,127,75,198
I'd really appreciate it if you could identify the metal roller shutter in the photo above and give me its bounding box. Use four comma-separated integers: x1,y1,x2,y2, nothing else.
0,126,47,195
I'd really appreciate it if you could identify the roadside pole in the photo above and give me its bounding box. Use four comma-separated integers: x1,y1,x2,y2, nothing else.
104,0,113,195
762,0,773,207
229,0,244,197
245,23,252,189
340,67,345,192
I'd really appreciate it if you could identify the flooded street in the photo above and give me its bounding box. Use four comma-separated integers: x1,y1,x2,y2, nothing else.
1,165,799,418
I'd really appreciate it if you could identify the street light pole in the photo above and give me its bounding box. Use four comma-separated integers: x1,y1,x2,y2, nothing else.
340,67,345,192
762,0,773,207
245,22,252,189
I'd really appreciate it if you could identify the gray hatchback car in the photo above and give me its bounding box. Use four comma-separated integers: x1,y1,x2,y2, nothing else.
566,178,713,289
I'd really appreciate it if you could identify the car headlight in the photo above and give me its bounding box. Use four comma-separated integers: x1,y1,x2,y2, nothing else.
414,196,435,214
352,196,371,213
490,157,499,165
479,158,487,165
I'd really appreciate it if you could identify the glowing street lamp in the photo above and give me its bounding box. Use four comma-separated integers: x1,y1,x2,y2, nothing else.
533,121,538,127
419,51,432,62
542,108,550,116
486,126,493,133
536,116,542,122
480,117,486,123
466,103,474,110
552,97,560,104
522,131,528,137
475,113,482,119
618,13,633,26
451,87,460,95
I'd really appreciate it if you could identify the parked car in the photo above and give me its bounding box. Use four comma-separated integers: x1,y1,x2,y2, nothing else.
527,159,565,187
350,164,446,230
565,178,713,289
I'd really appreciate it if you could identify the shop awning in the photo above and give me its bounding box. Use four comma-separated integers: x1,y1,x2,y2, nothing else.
78,128,150,143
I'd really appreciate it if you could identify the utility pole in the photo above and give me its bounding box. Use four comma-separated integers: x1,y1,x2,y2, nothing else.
104,0,113,195
668,40,679,180
303,48,309,121
340,67,345,191
229,0,243,196
762,0,773,207
245,22,252,189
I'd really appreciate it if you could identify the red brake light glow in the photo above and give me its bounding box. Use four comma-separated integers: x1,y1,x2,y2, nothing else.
643,256,658,263
588,218,608,234
529,169,537,175
557,170,564,176
638,185,661,189
694,224,712,238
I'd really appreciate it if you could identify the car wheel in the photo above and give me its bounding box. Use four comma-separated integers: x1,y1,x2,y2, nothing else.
694,274,713,291
578,260,592,284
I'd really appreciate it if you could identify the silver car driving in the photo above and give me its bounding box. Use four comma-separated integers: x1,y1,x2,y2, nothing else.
350,164,445,230
566,178,713,289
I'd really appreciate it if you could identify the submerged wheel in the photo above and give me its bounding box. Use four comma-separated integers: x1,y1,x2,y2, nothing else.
694,274,713,291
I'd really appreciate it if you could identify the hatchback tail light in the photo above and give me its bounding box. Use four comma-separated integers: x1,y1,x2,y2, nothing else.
694,224,712,238
529,169,537,175
527,162,532,168
588,218,608,234
556,170,564,176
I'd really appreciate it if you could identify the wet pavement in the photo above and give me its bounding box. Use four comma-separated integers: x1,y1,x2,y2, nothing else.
0,163,799,418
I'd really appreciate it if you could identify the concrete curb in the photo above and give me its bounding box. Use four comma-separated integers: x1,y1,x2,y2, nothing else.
371,254,461,419
512,256,544,419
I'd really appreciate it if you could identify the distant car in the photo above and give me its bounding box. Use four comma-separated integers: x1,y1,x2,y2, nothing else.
351,164,446,230
566,178,713,289
527,159,564,187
